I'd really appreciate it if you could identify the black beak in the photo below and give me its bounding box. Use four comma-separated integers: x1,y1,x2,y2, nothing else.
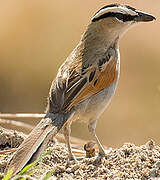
135,11,156,22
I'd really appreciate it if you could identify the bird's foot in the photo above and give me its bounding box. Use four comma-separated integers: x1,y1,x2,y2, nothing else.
93,152,105,165
66,156,78,167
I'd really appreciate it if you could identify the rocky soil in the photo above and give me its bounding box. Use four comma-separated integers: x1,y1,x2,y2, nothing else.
1,127,160,179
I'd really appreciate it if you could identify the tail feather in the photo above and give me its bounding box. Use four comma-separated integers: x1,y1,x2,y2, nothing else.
5,112,72,176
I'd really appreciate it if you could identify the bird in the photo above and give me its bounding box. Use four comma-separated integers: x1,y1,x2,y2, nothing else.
5,4,156,176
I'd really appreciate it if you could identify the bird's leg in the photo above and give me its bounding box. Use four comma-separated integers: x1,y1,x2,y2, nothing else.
63,122,75,161
88,120,105,162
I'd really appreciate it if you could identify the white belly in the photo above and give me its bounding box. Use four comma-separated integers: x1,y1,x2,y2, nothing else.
72,76,119,122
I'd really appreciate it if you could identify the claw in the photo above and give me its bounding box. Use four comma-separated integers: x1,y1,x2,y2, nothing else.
93,154,104,165
66,157,78,167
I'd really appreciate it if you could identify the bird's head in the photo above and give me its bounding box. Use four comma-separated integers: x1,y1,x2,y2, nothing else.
90,4,156,41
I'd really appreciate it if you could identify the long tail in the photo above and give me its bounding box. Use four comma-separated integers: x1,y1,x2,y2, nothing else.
4,112,72,176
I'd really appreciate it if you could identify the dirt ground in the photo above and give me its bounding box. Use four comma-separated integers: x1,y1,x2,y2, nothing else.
1,127,160,180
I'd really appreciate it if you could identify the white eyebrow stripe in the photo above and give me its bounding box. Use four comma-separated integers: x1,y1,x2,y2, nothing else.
93,6,138,20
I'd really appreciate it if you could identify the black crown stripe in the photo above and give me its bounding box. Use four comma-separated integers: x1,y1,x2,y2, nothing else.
92,12,138,22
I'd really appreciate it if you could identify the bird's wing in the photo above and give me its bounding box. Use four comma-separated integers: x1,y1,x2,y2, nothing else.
49,57,118,113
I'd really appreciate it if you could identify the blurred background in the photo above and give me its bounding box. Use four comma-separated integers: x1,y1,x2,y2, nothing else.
0,0,159,148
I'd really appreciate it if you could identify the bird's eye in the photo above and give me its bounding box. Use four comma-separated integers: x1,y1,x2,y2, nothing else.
115,13,124,21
